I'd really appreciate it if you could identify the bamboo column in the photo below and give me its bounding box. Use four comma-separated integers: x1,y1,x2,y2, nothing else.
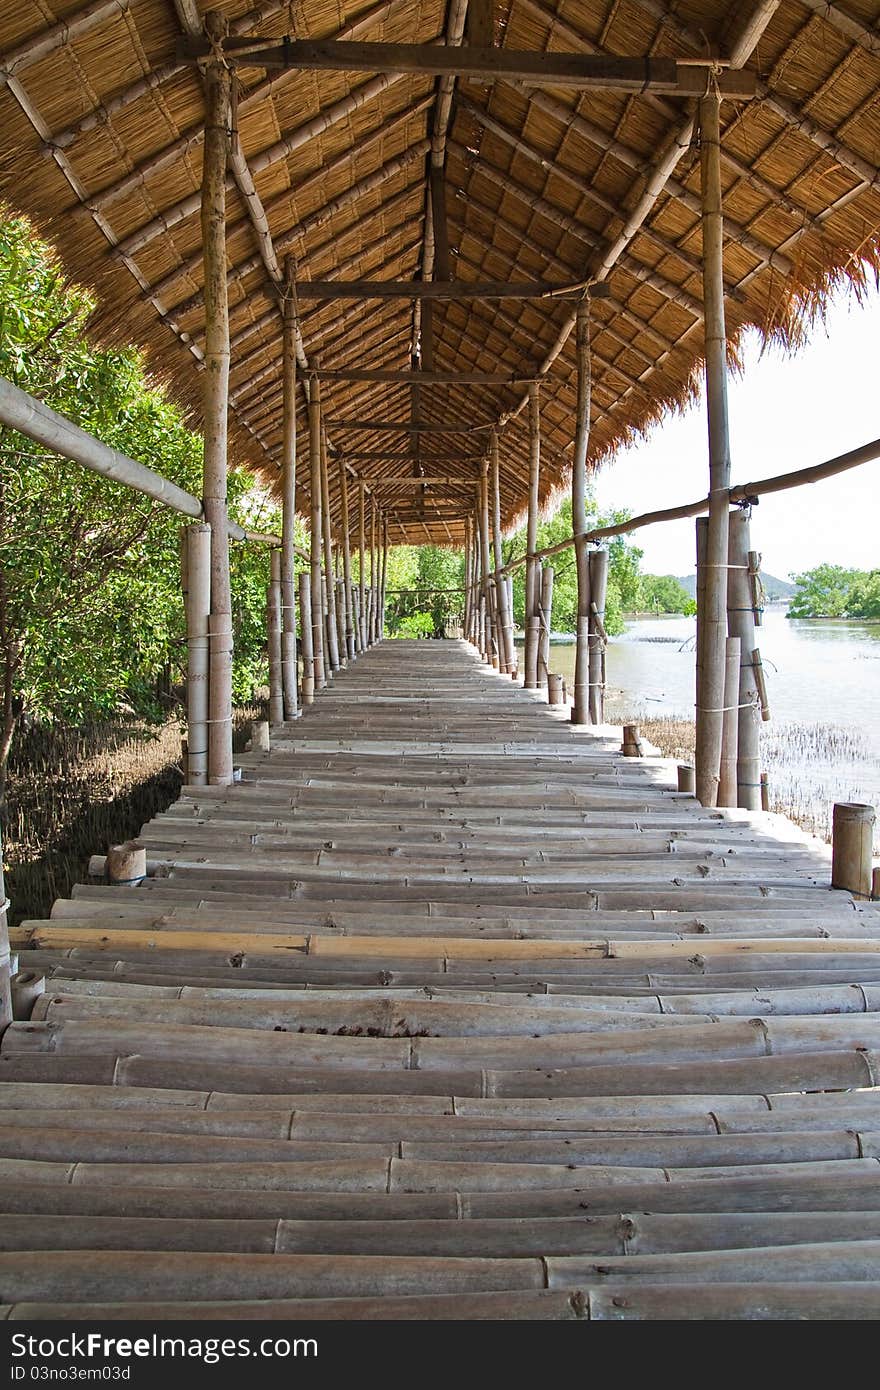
571,298,592,725
695,88,732,807
524,383,541,688
380,515,389,639
727,508,762,810
588,547,609,723
463,517,473,644
478,459,496,666
369,504,378,645
320,439,340,673
832,803,876,899
357,483,367,651
267,549,283,724
200,14,234,786
298,571,314,704
280,259,298,720
338,458,356,660
308,370,326,691
490,432,515,673
538,565,554,690
719,635,741,807
181,523,210,786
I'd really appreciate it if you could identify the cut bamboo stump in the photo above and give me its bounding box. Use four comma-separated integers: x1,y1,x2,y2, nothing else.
249,721,270,753
105,844,146,887
677,765,696,794
831,803,875,900
547,673,565,707
621,725,643,758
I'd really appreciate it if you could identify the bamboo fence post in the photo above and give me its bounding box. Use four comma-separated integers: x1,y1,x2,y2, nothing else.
267,549,283,724
357,483,366,652
338,459,356,660
831,803,876,899
761,771,770,811
320,439,340,673
181,522,210,787
719,635,740,807
490,433,515,672
588,548,609,723
297,570,314,704
571,298,592,725
695,89,732,807
200,13,234,787
524,383,541,688
280,259,298,721
727,508,762,810
308,370,326,691
538,565,554,690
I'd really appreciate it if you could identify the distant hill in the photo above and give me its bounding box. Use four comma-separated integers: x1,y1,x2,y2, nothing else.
673,572,795,602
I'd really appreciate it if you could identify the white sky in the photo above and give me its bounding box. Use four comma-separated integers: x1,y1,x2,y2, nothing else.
592,280,880,581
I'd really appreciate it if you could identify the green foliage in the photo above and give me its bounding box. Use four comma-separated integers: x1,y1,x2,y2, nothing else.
502,497,643,636
787,564,878,619
639,573,697,616
394,611,434,639
382,545,464,637
0,212,280,778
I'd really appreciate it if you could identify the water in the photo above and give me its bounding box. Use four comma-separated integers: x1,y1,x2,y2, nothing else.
517,608,880,841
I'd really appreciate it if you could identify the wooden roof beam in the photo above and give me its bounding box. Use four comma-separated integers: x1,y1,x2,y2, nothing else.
329,451,483,461
327,419,495,431
297,279,592,300
183,38,756,97
795,0,880,56
315,369,544,384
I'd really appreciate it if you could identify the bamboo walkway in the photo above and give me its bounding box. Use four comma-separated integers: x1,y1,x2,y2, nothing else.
6,639,880,1320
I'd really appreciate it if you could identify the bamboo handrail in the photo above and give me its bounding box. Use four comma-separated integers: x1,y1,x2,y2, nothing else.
0,375,293,548
496,435,880,576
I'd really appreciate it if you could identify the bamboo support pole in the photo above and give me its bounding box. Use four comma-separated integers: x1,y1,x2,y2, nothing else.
369,506,378,646
571,299,592,725
524,383,541,689
297,570,314,706
719,636,740,808
727,509,762,809
357,484,367,653
338,460,356,660
320,440,341,673
695,90,731,807
538,566,554,690
308,372,326,691
490,434,515,673
267,550,283,724
201,19,234,787
381,516,389,640
752,648,771,721
831,804,875,900
181,523,210,787
588,548,609,723
280,265,298,720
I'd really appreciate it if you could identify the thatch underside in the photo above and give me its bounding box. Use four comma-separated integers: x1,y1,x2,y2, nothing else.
1,0,878,545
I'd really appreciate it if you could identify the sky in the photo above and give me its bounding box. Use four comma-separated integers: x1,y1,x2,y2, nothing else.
591,280,880,581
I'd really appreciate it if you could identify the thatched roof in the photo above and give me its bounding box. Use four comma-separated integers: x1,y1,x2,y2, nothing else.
1,0,878,544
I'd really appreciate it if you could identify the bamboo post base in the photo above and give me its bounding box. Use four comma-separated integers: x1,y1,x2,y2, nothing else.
249,721,270,752
831,803,876,899
11,969,45,1021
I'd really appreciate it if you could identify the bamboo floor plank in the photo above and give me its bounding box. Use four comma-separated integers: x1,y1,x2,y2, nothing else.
5,639,880,1319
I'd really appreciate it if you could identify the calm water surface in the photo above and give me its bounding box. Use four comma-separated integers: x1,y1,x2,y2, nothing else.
518,608,880,837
